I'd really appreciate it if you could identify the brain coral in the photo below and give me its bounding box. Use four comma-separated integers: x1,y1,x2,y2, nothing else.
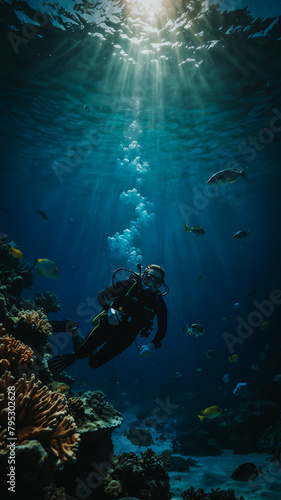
0,371,80,466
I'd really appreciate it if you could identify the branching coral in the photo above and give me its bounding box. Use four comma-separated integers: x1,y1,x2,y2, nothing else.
49,414,80,464
0,372,80,466
16,309,52,345
0,426,7,453
35,291,61,315
0,334,34,375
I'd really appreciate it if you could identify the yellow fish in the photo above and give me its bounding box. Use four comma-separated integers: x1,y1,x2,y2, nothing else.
33,259,59,278
57,384,69,394
198,405,222,421
8,247,23,259
48,382,69,393
229,354,239,364
185,225,205,237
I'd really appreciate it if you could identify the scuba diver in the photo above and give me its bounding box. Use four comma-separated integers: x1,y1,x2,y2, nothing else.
48,264,168,375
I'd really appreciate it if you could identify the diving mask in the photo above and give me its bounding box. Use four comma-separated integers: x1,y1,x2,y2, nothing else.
142,270,163,289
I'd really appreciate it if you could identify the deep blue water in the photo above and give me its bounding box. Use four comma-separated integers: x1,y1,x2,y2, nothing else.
1,0,281,415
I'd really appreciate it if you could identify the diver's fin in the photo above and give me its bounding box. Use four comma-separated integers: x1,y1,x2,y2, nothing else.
49,319,79,333
48,353,76,375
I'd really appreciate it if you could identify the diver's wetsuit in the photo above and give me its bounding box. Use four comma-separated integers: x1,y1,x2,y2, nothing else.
73,279,167,369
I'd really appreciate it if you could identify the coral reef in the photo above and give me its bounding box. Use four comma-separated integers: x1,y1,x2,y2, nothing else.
0,333,34,376
181,487,244,499
217,400,281,454
102,448,171,500
0,371,79,466
76,389,123,431
257,420,281,454
35,291,61,315
0,239,34,299
15,309,52,345
67,396,85,419
43,483,66,499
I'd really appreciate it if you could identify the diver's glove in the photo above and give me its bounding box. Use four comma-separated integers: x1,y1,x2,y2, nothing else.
139,343,155,358
107,308,121,326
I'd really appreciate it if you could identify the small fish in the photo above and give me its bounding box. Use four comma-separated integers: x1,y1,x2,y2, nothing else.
197,275,203,281
221,317,228,321
198,405,222,421
234,302,240,309
233,230,251,239
196,367,202,372
48,381,69,393
184,324,206,337
8,247,23,259
233,382,248,396
206,168,247,185
251,364,259,371
33,258,59,278
223,373,230,383
84,105,89,112
260,321,270,331
171,371,182,379
229,354,239,364
35,209,48,220
124,427,154,447
206,349,214,359
231,462,264,482
185,225,205,237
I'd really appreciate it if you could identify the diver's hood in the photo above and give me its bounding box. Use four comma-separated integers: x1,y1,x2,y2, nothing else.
112,264,169,296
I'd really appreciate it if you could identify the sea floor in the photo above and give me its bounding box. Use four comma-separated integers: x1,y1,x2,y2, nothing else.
112,410,281,500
